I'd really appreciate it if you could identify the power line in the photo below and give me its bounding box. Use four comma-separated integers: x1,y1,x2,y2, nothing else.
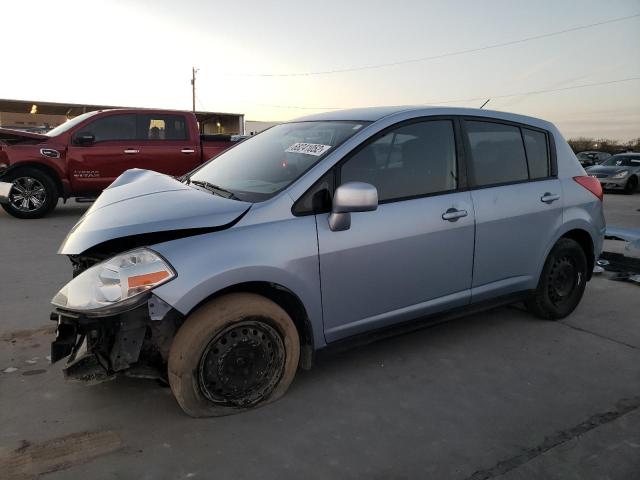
258,76,640,110
231,13,640,77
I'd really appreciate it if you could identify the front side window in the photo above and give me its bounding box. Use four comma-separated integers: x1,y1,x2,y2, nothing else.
76,114,136,142
189,121,368,202
466,121,528,186
340,120,457,202
137,114,188,140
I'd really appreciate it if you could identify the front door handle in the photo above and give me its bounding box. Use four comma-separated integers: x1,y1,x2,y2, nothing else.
540,192,560,204
123,149,139,154
181,148,195,154
442,208,468,221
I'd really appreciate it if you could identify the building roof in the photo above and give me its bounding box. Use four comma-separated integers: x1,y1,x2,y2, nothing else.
0,98,243,121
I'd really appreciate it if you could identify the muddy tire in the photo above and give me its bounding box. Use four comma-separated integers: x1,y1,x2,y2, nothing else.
1,168,58,219
168,293,300,417
526,238,588,320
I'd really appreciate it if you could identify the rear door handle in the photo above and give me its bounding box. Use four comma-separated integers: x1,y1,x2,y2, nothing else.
540,192,560,204
181,148,195,154
442,208,468,221
123,149,139,154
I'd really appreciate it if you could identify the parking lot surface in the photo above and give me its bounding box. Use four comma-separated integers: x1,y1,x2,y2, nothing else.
1,193,639,479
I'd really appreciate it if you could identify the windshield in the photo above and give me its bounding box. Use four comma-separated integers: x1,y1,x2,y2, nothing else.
600,155,640,167
189,121,369,202
46,111,101,137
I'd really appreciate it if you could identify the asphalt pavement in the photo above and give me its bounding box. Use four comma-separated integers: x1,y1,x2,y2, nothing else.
0,193,639,479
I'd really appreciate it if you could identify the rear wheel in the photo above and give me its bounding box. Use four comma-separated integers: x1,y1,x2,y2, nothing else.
168,293,300,417
624,176,638,195
1,168,58,218
526,238,588,320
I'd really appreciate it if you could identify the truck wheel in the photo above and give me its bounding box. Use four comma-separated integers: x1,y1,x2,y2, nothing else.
526,238,587,320
168,293,300,417
1,168,59,219
623,176,637,195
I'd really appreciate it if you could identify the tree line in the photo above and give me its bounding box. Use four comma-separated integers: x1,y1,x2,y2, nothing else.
567,137,640,154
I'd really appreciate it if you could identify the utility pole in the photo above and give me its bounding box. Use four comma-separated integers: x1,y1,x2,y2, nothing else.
191,67,199,112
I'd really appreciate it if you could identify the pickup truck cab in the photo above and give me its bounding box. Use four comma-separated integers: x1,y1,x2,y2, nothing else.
0,109,242,218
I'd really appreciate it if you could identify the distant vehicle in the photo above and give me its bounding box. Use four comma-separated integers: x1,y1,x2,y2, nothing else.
44,106,604,417
585,153,640,194
0,109,244,218
576,151,611,167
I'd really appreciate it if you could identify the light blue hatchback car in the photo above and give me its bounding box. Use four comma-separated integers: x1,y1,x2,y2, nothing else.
50,106,605,416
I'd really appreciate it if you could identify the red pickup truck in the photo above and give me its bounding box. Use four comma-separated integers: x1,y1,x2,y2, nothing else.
0,109,243,218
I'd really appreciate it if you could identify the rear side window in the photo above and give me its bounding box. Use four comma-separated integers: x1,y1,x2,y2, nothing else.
137,114,188,140
340,120,457,202
523,128,550,179
465,121,528,186
79,114,136,142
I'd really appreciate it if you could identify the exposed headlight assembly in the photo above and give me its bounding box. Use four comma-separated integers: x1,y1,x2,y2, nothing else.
612,170,629,179
52,248,175,316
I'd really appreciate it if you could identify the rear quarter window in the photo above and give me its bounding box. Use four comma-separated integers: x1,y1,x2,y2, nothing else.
522,128,550,179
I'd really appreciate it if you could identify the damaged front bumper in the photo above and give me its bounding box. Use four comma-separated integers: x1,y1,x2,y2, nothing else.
50,295,181,384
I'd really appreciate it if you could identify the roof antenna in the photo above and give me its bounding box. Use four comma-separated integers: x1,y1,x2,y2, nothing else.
480,99,491,109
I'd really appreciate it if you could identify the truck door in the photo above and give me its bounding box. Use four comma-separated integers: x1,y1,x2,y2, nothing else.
134,113,201,176
67,113,141,193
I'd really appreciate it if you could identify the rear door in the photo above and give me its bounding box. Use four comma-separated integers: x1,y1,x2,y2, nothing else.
135,113,201,176
315,118,475,342
461,118,562,301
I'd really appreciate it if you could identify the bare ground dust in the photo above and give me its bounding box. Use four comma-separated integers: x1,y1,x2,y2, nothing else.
0,192,639,479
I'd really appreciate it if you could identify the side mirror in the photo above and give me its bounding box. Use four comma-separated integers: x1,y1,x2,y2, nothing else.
328,182,378,231
74,133,95,145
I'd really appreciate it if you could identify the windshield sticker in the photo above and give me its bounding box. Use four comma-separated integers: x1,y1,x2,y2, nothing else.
285,142,332,156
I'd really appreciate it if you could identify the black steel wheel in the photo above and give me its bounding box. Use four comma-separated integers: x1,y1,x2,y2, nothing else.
168,293,300,417
1,168,58,219
526,238,588,320
198,320,285,407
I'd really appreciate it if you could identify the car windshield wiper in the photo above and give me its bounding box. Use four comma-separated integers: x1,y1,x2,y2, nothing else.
190,180,239,200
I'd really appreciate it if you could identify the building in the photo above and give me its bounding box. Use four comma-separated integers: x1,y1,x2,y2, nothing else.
245,120,279,135
0,99,245,134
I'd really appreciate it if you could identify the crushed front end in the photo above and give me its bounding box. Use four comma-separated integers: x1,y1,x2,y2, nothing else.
51,295,181,384
50,248,181,384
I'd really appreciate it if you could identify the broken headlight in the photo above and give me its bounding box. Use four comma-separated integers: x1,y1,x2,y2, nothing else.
52,248,175,316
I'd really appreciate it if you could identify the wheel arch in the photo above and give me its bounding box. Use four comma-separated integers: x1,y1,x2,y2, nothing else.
560,228,595,279
182,281,316,370
5,162,66,199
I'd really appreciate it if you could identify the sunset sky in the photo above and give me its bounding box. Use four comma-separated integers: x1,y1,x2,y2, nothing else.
2,0,639,140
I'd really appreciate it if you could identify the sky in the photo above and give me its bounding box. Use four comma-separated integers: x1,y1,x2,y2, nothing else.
2,0,639,141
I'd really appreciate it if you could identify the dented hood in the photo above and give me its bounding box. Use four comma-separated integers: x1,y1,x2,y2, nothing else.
59,169,251,255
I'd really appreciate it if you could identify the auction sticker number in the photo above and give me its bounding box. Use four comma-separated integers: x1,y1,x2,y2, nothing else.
285,143,332,156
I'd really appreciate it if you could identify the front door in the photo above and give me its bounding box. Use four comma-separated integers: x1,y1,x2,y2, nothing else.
316,119,475,342
67,113,141,193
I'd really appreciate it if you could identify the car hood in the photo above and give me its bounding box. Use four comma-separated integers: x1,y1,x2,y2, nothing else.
59,169,251,255
585,165,627,175
0,127,49,144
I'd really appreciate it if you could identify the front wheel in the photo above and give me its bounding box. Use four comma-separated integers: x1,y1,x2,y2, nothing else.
526,238,588,320
1,168,58,219
168,293,300,417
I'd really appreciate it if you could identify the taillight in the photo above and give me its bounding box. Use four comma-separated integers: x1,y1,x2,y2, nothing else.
573,176,603,201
